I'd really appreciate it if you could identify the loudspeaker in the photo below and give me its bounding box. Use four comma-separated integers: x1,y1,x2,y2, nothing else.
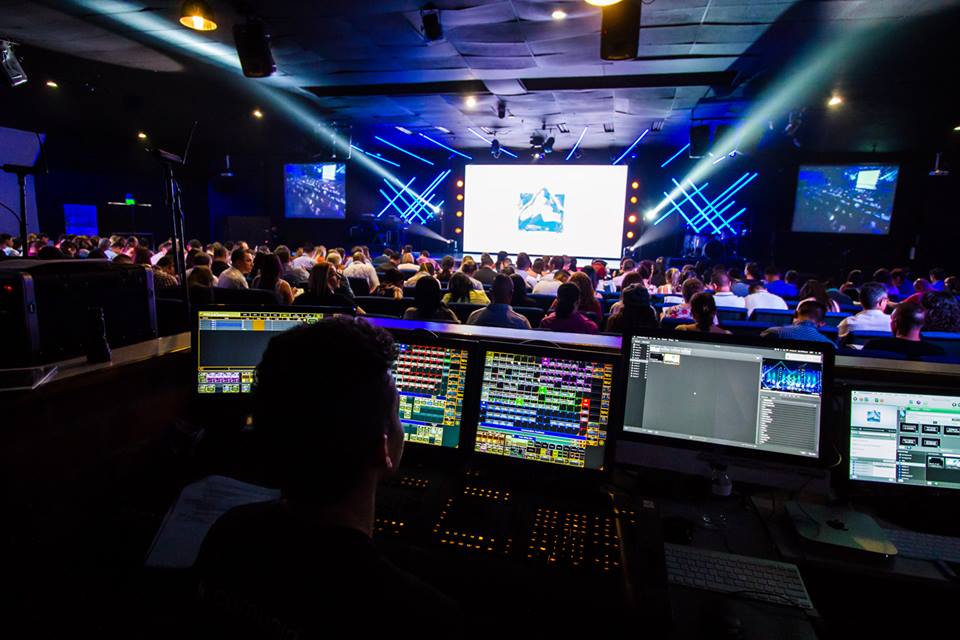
233,21,276,78
421,8,443,41
0,40,27,87
689,125,711,159
601,0,642,61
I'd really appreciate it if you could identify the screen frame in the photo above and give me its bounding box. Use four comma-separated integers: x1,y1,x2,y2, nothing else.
282,161,348,220
790,162,900,236
618,329,835,468
468,338,624,476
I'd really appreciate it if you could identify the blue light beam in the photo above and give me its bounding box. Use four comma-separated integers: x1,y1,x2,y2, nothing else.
612,129,650,165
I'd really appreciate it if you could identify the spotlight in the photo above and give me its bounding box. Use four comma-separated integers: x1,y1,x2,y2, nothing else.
954,125,960,132
420,5,443,41
45,80,58,89
600,0,641,61
465,95,477,109
252,108,264,119
456,210,463,217
456,194,464,201
629,196,638,204
631,180,639,189
626,230,635,239
234,20,276,78
827,94,843,107
586,0,623,5
491,139,502,159
454,227,462,234
0,40,28,87
137,132,148,140
543,137,555,154
627,214,637,224
456,179,464,188
644,210,656,220
179,0,218,31
497,100,506,119
552,9,567,20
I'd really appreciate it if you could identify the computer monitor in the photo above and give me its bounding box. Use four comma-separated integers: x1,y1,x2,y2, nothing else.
621,332,832,463
848,389,960,491
474,344,618,470
391,338,472,449
195,308,326,393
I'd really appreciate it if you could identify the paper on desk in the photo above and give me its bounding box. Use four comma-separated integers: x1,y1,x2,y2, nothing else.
145,475,280,569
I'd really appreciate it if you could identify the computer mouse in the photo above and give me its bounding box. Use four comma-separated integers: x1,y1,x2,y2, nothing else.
662,515,696,544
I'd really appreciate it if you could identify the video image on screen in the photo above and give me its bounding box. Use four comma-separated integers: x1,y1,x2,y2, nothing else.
792,164,898,235
284,163,346,219
391,343,469,448
760,359,822,395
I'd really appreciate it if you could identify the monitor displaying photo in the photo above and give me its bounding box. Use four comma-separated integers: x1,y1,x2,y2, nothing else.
284,162,347,219
792,164,899,235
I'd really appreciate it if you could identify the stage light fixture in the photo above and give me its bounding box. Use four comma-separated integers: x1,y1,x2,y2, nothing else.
627,214,637,224
45,80,58,89
420,5,443,41
586,0,623,6
491,138,502,159
497,101,506,119
626,230,635,239
456,194,463,201
137,132,148,140
456,210,463,217
465,95,477,109
954,125,960,132
544,136,555,154
631,180,639,189
180,0,218,31
395,126,412,135
600,0,641,61
552,9,567,20
644,210,656,220
234,20,276,77
252,108,263,119
827,94,843,107
456,179,464,188
629,196,638,204
1,40,27,87
454,227,462,234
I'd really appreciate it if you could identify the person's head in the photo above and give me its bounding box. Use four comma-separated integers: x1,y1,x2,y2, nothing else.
946,276,960,294
212,243,227,260
568,271,596,307
794,300,827,326
156,255,176,275
745,262,762,280
231,248,253,274
509,274,529,306
187,238,202,251
418,261,435,276
799,279,829,305
930,267,946,284
400,252,415,265
549,256,565,272
38,245,64,260
326,251,342,269
413,276,443,317
554,269,571,284
690,292,718,331
620,271,643,293
891,302,925,340
187,266,216,288
403,244,413,255
890,268,908,287
620,259,636,274
275,246,292,265
516,252,531,272
784,270,799,285
921,291,960,332
352,250,365,265
531,258,544,274
681,278,705,303
460,256,477,275
487,273,513,304
872,268,893,287
193,253,211,268
764,265,781,281
664,268,681,290
448,272,474,302
254,318,401,501
748,281,768,295
0,233,12,248
844,269,863,287
132,247,151,266
112,253,133,264
256,253,283,290
59,240,78,258
308,261,340,296
913,278,931,294
440,255,455,272
711,271,732,292
555,282,581,318
419,250,430,259
860,282,888,311
480,253,495,269
381,268,405,288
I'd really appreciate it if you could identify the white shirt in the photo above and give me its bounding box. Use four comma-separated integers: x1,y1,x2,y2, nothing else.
713,291,745,309
744,291,788,315
397,263,420,275
612,271,635,289
150,251,166,266
217,267,249,289
837,309,891,338
532,279,564,296
343,261,380,291
292,255,316,272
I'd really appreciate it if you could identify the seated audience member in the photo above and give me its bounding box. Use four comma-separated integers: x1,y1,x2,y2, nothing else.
591,259,608,282
416,250,435,266
605,284,659,334
153,255,181,289
211,244,230,276
510,274,538,308
494,250,510,271
677,293,731,334
540,283,598,334
343,251,381,293
397,252,420,277
443,272,490,305
112,253,132,264
295,262,357,309
837,282,891,339
799,279,840,313
527,257,545,284
891,268,913,297
466,274,532,330
863,302,945,358
826,283,854,307
372,248,394,271
761,300,836,345
661,278,705,321
732,262,763,297
612,259,636,289
474,253,499,286
376,268,406,300
252,253,295,305
921,291,960,333
901,278,931,306
187,265,216,288
402,277,459,323
276,246,309,286
292,243,321,272
744,281,788,315
657,268,681,295
765,266,797,298
945,276,959,294
459,256,484,290
435,255,455,284
843,269,864,291
929,267,947,291
194,318,459,637
514,253,537,289
405,262,436,285
218,248,253,289
710,272,745,308
873,268,899,297
38,245,65,260
608,272,644,316
550,272,602,318
532,269,570,296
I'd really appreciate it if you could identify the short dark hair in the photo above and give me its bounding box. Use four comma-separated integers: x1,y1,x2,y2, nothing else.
860,282,887,309
231,248,249,265
892,302,925,336
254,318,397,500
550,256,565,271
480,252,494,267
193,253,211,267
764,265,780,277
690,292,717,331
745,262,762,279
930,267,946,282
795,300,826,324
681,278,705,303
491,274,513,304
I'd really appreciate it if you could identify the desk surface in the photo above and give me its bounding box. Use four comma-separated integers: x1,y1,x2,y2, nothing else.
47,332,190,383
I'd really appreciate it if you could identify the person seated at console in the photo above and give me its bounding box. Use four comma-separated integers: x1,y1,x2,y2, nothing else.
540,283,598,334
295,262,357,310
443,272,490,305
605,284,659,334
193,318,460,637
760,300,835,345
838,282,891,339
402,277,459,323
710,271,745,308
466,274,531,330
677,293,730,334
217,248,253,289
661,278,704,321
863,302,945,358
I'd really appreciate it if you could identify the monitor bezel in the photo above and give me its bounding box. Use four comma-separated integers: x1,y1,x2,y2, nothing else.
618,329,835,468
837,382,960,499
468,339,624,476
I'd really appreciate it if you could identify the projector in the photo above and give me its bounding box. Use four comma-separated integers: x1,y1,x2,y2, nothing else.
929,152,949,177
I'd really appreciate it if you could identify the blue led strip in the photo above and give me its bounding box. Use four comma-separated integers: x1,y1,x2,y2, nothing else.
565,126,589,161
417,133,473,160
658,192,700,229
612,129,650,165
672,179,722,234
350,145,401,168
686,180,736,234
466,128,519,158
380,169,451,223
660,144,690,168
377,177,417,217
709,172,757,210
374,136,435,166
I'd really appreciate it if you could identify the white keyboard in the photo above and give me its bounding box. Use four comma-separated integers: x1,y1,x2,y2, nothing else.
664,544,814,609
884,529,960,563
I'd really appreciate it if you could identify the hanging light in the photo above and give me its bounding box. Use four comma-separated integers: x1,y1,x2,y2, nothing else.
180,1,218,31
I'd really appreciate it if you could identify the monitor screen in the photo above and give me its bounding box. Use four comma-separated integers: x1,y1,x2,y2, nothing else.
392,341,470,448
474,348,615,470
623,335,826,460
63,204,98,237
196,309,326,393
849,390,960,491
284,162,347,219
792,164,899,235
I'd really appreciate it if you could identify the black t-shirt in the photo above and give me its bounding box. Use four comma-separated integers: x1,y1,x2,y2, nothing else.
863,337,945,358
474,267,498,286
193,500,460,639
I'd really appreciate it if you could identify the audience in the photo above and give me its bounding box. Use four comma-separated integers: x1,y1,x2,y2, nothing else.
799,279,840,313
397,252,420,277
540,283,598,334
443,272,490,305
343,251,381,294
474,253,498,286
605,284,659,334
376,269,406,300
295,262,357,309
403,277,459,323
863,302,945,357
509,274,538,308
711,272,745,309
532,269,570,296
217,248,252,289
437,255,455,284
662,278,705,321
761,300,835,345
187,265,216,288
838,282,891,339
252,253,295,305
677,293,730,334
921,291,960,333
744,281,788,315
466,275,532,330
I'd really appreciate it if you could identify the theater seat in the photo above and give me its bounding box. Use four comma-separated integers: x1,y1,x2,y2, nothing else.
719,320,769,336
660,317,687,330
749,308,794,326
528,294,556,311
846,330,893,347
448,302,486,323
354,296,413,318
513,306,545,328
716,308,747,323
823,312,849,327
155,297,188,336
347,277,370,296
920,332,960,357
211,287,281,305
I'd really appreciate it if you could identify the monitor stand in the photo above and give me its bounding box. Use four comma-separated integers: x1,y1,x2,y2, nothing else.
786,501,897,556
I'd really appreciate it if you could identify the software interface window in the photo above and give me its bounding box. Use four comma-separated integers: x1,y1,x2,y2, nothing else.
475,350,614,469
196,310,325,393
850,391,960,490
392,343,469,448
624,336,823,458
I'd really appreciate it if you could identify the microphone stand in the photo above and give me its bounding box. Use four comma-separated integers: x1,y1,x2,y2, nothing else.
1,163,37,249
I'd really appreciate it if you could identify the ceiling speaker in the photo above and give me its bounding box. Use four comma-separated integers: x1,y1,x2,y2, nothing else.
233,21,276,78
689,125,711,159
601,0,641,61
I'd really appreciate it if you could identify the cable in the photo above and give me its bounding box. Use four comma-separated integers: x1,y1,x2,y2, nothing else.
0,200,20,220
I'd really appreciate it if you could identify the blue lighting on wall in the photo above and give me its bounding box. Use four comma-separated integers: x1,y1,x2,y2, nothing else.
374,135,435,166
652,171,758,236
377,169,451,224
417,133,473,160
660,143,690,168
612,129,649,165
565,126,588,161
350,145,401,168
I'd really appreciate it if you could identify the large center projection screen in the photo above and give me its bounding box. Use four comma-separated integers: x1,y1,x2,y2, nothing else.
463,165,628,260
